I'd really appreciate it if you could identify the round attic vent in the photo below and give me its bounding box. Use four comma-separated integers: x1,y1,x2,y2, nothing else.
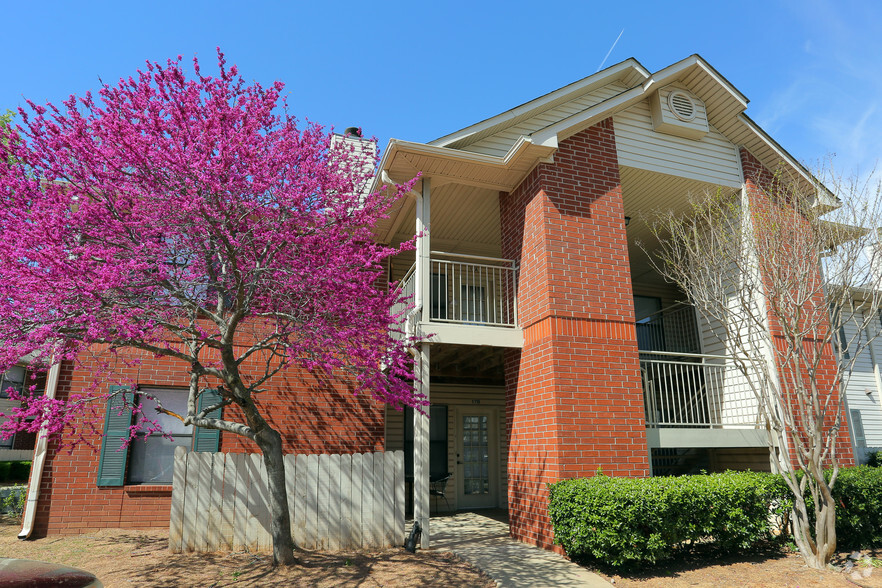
667,90,696,122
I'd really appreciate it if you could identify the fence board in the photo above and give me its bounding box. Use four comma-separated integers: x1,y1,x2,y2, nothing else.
328,454,341,551
245,454,261,552
207,453,223,551
181,451,200,551
231,453,248,551
306,454,319,549
255,456,272,552
383,453,394,546
339,454,352,550
294,454,308,548
220,452,236,550
350,453,363,549
361,452,374,549
169,446,187,552
194,452,212,550
372,453,384,547
317,454,330,550
170,450,403,553
393,450,404,546
284,454,296,549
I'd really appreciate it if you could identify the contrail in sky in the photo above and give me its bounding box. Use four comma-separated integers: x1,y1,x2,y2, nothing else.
597,29,624,72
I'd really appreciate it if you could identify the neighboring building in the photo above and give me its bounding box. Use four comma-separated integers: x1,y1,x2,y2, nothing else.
840,312,882,464
23,54,856,551
837,261,882,464
0,364,44,461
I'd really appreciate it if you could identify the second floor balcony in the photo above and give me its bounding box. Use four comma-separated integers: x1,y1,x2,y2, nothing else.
392,251,522,347
636,302,767,449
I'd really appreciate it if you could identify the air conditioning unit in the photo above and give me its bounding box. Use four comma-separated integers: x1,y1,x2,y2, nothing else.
650,85,709,140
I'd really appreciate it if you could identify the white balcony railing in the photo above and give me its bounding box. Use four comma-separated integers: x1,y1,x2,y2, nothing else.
391,252,518,330
430,252,518,327
390,264,417,333
641,351,761,429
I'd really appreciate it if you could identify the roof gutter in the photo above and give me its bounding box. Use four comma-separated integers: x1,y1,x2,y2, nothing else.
18,361,61,540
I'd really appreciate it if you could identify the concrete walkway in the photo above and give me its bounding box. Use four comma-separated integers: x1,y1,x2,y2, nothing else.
428,511,611,587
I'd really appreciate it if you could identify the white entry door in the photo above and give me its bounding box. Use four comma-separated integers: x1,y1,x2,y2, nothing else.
455,407,498,509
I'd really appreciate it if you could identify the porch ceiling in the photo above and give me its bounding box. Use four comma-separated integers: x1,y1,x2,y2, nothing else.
431,344,505,386
621,166,740,285
377,182,503,257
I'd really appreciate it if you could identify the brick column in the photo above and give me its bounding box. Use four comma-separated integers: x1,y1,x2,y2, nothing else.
500,119,649,549
740,148,854,468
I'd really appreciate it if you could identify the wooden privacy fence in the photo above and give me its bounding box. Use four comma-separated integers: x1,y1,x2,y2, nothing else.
169,448,405,553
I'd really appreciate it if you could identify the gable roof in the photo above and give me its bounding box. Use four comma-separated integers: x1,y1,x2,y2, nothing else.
374,54,835,208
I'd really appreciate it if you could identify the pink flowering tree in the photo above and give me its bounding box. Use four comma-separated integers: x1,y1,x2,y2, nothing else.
0,52,422,565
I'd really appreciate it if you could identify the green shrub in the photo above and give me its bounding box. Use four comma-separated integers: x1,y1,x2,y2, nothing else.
830,466,882,549
0,485,26,518
867,451,882,468
548,471,789,567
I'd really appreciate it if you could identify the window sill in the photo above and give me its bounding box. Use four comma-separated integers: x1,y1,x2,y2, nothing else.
124,485,173,495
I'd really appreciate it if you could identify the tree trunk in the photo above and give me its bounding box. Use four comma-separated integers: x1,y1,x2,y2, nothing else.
789,480,838,570
790,493,825,569
254,426,296,566
814,490,837,566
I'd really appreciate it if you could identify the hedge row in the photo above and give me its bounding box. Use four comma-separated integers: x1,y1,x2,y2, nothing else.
548,471,789,567
0,461,30,483
549,466,882,567
821,466,882,549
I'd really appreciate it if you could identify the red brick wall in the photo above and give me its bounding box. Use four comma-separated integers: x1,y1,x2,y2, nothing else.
31,347,385,536
500,119,650,550
740,148,854,468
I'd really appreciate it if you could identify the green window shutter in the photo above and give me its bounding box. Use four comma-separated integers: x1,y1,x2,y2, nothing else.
193,388,222,452
97,386,134,486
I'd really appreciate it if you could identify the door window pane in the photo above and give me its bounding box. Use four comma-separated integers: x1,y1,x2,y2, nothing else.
462,415,489,495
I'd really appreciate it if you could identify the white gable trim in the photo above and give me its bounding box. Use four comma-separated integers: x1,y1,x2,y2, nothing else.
531,55,748,148
430,59,650,148
738,114,838,207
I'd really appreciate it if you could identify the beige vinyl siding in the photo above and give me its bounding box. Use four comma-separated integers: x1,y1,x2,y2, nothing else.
384,384,507,511
841,313,882,452
613,99,742,188
462,82,631,157
693,206,765,426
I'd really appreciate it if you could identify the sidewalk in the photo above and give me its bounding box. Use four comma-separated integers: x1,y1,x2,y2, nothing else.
428,511,611,588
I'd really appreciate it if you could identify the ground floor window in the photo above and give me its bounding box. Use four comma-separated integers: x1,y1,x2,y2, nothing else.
128,389,194,484
97,386,222,487
404,404,448,479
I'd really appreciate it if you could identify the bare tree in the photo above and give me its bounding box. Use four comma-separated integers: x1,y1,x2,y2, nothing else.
646,167,882,568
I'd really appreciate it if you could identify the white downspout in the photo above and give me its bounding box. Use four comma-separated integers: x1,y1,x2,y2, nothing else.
18,361,61,539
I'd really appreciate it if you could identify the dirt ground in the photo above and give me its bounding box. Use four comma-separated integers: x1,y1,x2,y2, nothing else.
594,545,882,588
0,516,495,587
4,514,882,587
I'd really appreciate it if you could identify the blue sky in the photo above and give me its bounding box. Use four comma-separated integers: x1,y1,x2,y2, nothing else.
3,0,880,183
